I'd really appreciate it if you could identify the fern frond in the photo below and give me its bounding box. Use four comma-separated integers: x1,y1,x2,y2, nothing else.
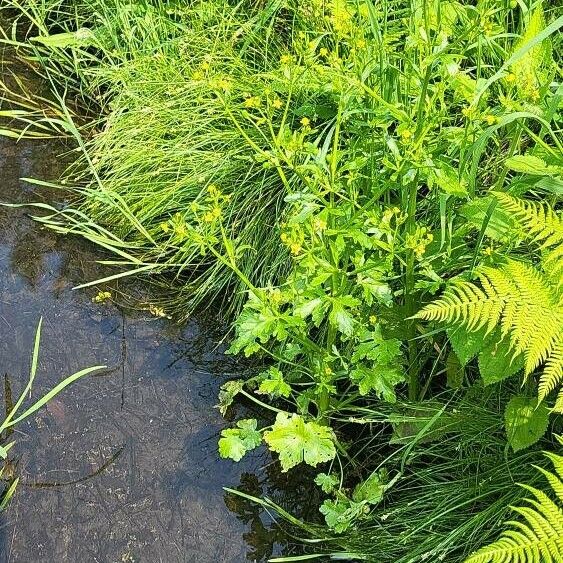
498,261,562,374
419,193,563,404
414,279,499,333
417,260,563,392
543,244,563,290
494,192,563,250
465,450,563,563
540,341,563,403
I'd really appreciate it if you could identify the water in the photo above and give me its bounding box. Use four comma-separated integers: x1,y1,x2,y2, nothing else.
0,137,316,562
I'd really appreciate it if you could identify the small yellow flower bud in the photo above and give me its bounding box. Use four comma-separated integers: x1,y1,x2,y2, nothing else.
290,242,302,255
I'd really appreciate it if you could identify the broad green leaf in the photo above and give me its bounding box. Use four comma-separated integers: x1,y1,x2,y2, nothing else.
505,154,561,176
31,28,96,48
460,197,521,242
314,472,339,494
352,471,386,504
447,325,488,366
427,161,468,197
294,297,324,320
505,396,550,452
227,306,277,356
228,301,303,357
258,367,291,398
478,335,525,386
263,412,336,472
535,176,563,195
328,296,360,337
319,499,363,533
352,330,402,364
350,364,405,402
217,379,245,415
218,419,262,462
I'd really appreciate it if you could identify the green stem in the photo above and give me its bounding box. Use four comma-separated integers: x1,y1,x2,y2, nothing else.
405,178,419,402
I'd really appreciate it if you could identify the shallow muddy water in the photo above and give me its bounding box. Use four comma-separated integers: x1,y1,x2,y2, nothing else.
0,138,315,562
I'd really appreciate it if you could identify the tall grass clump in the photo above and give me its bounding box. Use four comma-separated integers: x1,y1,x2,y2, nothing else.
1,0,339,316
1,0,563,561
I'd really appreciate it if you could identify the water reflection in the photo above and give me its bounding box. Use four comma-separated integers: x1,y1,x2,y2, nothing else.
0,136,307,562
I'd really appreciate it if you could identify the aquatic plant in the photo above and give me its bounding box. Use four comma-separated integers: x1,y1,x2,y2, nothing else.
0,319,104,510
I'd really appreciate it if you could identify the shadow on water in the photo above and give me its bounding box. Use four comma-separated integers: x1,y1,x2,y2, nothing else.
0,133,317,561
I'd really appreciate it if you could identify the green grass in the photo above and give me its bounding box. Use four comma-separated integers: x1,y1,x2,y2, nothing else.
0,0,329,317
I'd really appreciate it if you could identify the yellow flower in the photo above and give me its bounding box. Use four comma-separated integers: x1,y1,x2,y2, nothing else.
290,242,302,255
160,222,170,233
92,290,112,304
369,315,377,325
505,72,516,83
244,96,261,109
280,54,293,65
313,217,327,232
211,206,222,219
356,38,367,49
174,223,188,238
270,288,283,303
529,88,540,102
462,106,475,119
280,232,289,243
414,244,426,258
207,184,219,196
483,245,494,256
211,77,232,92
272,98,283,109
483,114,497,125
324,366,333,376
400,129,412,141
319,47,329,57
148,304,167,318
300,116,311,127
192,70,204,81
200,61,210,71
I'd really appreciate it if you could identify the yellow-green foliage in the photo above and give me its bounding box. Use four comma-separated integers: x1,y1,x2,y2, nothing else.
465,444,563,563
417,195,563,410
511,1,553,103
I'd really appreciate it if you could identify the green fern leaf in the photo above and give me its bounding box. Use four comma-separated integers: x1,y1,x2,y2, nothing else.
465,449,563,563
417,196,563,406
540,341,563,403
493,192,563,251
